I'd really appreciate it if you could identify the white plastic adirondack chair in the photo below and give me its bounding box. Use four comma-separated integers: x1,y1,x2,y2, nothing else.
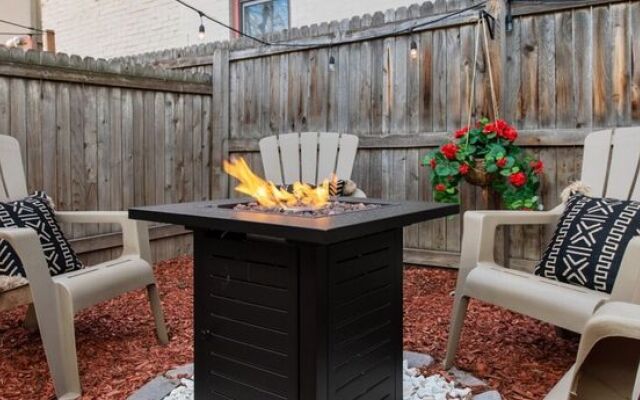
259,132,367,197
444,127,640,369
0,135,168,400
545,301,640,400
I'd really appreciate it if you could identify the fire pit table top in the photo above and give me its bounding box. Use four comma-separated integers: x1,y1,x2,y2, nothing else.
129,198,458,244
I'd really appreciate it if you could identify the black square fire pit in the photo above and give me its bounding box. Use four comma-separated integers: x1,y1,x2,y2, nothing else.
130,198,457,400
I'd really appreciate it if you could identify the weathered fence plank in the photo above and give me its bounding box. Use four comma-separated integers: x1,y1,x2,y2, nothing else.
0,51,213,262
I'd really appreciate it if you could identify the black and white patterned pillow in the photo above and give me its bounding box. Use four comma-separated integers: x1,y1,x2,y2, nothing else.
535,194,640,293
0,192,83,279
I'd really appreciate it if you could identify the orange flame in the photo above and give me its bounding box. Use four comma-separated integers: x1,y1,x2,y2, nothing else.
223,157,330,209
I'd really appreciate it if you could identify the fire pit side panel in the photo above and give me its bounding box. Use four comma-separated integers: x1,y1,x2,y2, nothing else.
298,229,404,400
193,231,299,400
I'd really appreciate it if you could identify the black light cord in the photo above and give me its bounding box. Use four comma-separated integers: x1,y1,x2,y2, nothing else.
0,32,42,36
173,0,270,45
173,0,490,48
0,18,45,33
404,1,487,34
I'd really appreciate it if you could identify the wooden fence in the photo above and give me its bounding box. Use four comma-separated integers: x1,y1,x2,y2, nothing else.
1,0,639,269
0,47,214,264
177,0,636,269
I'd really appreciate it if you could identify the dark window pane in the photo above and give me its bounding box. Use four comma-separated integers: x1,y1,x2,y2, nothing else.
242,0,288,36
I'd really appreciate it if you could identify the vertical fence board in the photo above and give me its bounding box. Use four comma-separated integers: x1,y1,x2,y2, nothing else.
593,5,613,127
632,1,640,123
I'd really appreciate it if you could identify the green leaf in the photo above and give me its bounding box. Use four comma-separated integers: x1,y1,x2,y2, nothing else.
486,164,498,173
505,157,515,168
500,169,511,176
435,164,451,176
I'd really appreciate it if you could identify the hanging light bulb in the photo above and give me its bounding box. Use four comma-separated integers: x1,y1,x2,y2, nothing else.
410,40,418,60
328,55,336,72
198,13,206,40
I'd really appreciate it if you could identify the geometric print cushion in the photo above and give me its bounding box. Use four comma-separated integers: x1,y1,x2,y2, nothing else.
534,194,640,293
0,191,83,280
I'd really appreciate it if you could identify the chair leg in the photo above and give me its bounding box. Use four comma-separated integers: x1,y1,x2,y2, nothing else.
37,290,81,400
23,303,38,331
443,295,470,370
147,284,169,344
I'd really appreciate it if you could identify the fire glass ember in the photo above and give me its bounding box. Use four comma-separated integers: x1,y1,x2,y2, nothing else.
233,200,381,217
223,157,333,210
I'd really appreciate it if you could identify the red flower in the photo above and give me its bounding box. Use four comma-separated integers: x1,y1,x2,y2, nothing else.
502,126,518,142
430,158,437,169
496,157,507,168
440,143,459,160
530,160,544,174
509,171,527,187
435,183,447,192
459,163,469,175
454,126,469,139
483,119,506,134
483,119,518,142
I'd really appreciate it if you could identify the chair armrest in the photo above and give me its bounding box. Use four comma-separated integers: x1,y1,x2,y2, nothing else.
459,208,563,269
55,211,152,263
576,301,640,366
565,301,640,399
453,207,563,296
55,210,130,225
0,228,53,288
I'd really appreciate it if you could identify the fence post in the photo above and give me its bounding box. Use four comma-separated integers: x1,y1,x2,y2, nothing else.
43,30,56,52
211,43,230,199
484,0,510,266
486,0,507,118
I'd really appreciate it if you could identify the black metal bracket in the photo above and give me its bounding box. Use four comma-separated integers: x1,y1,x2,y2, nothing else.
481,10,496,40
505,0,514,32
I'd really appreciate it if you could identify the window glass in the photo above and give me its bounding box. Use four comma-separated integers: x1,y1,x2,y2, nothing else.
242,0,289,37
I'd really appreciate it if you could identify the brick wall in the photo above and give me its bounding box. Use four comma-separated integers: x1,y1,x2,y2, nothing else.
40,0,229,58
41,0,420,59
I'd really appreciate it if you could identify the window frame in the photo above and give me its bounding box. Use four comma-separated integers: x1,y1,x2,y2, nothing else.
231,0,290,38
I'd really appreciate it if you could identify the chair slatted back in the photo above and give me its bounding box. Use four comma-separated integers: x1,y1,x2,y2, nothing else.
259,132,359,186
0,136,28,202
581,127,640,201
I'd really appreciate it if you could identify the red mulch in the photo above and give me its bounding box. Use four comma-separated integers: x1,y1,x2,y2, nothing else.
0,256,194,400
0,259,577,400
403,266,579,400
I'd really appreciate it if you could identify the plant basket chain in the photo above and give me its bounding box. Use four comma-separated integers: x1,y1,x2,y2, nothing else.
464,15,500,187
466,15,500,134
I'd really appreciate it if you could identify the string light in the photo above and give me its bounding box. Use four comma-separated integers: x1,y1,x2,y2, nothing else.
175,0,488,72
198,13,206,40
0,18,45,33
409,40,418,59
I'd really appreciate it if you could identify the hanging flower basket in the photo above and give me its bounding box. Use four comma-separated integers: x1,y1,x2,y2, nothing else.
423,118,544,210
464,158,492,187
